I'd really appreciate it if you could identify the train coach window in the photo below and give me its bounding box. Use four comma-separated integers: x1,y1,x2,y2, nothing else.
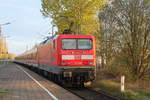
62,39,76,49
78,39,92,49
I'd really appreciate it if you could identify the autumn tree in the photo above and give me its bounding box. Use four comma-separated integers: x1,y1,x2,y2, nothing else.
41,0,107,35
99,0,150,80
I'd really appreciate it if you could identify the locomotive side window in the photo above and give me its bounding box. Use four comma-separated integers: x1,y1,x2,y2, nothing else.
78,39,92,49
53,40,55,49
62,39,76,49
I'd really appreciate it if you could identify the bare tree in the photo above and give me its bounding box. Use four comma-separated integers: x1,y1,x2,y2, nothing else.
99,0,150,80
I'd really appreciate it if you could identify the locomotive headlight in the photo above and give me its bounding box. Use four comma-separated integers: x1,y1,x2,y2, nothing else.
62,61,67,65
89,61,93,64
81,55,93,59
62,55,74,60
63,72,72,77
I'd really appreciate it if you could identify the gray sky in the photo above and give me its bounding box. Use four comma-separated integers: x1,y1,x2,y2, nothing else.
0,0,52,55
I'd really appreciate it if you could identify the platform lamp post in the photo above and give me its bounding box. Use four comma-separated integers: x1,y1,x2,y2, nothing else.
0,22,11,61
52,24,56,36
0,22,11,35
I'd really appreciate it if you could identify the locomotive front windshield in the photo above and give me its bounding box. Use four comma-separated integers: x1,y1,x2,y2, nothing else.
62,39,92,50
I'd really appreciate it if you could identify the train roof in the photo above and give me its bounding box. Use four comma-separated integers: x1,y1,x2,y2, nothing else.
39,34,94,45
39,34,58,45
56,34,95,39
16,34,95,57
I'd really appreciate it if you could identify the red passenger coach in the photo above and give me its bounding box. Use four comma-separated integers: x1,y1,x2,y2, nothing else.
15,34,96,87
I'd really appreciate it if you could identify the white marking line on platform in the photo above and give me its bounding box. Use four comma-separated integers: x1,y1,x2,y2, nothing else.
17,65,58,100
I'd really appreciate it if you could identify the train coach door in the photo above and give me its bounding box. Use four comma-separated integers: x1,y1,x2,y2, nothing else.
52,40,57,65
36,47,40,67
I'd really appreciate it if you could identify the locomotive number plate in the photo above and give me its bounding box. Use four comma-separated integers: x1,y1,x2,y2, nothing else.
74,55,81,60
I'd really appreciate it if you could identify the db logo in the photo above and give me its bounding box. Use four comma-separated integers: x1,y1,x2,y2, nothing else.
75,55,81,59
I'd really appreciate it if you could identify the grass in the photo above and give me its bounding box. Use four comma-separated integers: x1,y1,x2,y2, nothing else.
0,90,9,98
92,72,150,100
0,61,4,64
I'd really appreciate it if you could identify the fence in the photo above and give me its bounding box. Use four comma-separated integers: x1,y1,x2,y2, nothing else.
0,59,12,65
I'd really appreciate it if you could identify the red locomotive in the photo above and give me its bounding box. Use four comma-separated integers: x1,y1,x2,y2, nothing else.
15,34,96,87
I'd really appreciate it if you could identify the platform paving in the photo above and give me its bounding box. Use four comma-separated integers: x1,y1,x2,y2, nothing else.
0,63,82,100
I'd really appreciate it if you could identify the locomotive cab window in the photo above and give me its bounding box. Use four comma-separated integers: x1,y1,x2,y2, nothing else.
62,39,92,50
78,39,92,49
62,39,76,49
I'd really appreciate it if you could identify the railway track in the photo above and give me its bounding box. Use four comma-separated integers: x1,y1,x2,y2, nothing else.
18,63,122,100
65,87,121,100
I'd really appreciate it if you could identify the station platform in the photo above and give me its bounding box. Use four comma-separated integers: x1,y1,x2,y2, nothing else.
0,63,82,100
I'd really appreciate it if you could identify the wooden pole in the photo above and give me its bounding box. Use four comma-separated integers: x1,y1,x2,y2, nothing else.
121,75,125,92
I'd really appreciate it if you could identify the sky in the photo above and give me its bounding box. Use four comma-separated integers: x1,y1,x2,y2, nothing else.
0,0,53,55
